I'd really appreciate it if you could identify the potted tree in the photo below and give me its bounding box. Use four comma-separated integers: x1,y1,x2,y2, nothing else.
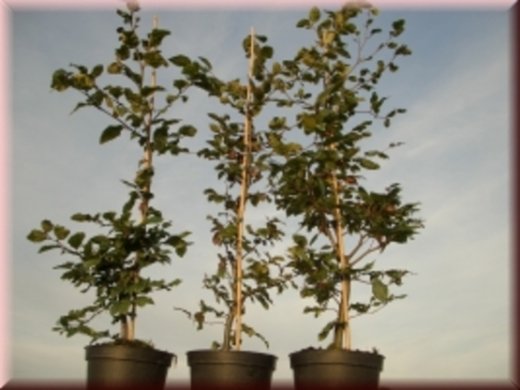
27,2,197,388
172,30,294,389
268,3,424,388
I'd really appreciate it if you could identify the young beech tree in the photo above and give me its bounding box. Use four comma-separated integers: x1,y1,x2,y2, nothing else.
268,4,424,350
27,4,204,344
173,31,294,351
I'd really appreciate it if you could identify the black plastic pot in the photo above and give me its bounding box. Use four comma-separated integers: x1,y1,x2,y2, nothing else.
290,348,384,389
187,350,277,390
85,343,174,389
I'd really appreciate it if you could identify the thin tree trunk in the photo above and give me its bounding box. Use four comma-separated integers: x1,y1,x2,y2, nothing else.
223,308,234,350
331,158,351,350
120,317,129,340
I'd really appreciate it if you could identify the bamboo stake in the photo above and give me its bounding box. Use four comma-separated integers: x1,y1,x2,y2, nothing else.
234,27,255,350
127,15,159,342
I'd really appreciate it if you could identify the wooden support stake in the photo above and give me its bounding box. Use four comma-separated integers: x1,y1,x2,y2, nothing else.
234,27,255,350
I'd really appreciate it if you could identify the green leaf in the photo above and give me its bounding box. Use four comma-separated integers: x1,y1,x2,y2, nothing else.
143,51,167,68
71,73,93,90
296,18,310,28
351,303,369,313
169,55,191,67
146,214,162,224
100,125,123,144
135,296,154,307
308,7,321,23
198,56,213,71
41,220,53,233
175,242,188,257
272,62,282,74
107,62,123,74
194,312,205,330
149,28,171,47
51,69,70,91
300,113,317,132
391,19,406,37
388,62,399,72
83,258,100,268
386,269,408,285
91,64,103,78
322,30,336,47
395,44,412,56
317,320,335,341
173,79,189,90
153,127,168,151
71,213,92,222
141,86,165,97
70,102,88,115
68,232,85,249
167,235,189,257
102,212,116,221
168,279,182,289
179,125,197,137
260,46,274,59
88,91,104,107
53,225,70,240
293,234,307,247
358,158,380,170
372,278,389,301
27,229,47,243
242,323,269,349
107,86,123,99
38,244,60,253
109,300,131,316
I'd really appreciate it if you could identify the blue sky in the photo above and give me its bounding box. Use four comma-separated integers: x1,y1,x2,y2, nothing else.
9,1,513,384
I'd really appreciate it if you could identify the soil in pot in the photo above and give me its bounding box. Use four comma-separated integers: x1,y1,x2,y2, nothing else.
85,341,174,389
187,350,277,390
290,348,384,389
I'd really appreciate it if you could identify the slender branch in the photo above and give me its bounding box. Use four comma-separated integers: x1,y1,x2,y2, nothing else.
318,213,337,249
82,306,106,325
350,241,383,267
332,291,341,306
151,84,190,122
53,240,83,258
350,302,388,319
78,90,141,139
203,320,227,326
346,234,367,260
306,306,338,314
92,83,134,122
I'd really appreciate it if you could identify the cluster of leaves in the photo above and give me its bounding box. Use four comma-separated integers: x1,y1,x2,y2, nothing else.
28,3,196,343
174,33,294,350
27,205,188,342
287,186,419,344
50,6,197,155
267,5,423,348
